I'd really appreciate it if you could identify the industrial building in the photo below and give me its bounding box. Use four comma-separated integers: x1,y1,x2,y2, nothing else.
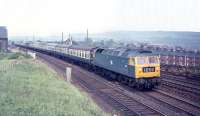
0,26,8,52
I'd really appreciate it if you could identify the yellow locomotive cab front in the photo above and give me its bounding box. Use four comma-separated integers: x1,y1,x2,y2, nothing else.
135,56,160,78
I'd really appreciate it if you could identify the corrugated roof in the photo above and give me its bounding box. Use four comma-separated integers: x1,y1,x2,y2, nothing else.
0,26,7,38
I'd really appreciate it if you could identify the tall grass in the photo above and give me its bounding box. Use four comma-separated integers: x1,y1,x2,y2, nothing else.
0,54,108,116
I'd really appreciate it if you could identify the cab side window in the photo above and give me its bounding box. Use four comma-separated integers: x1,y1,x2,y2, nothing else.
129,58,135,66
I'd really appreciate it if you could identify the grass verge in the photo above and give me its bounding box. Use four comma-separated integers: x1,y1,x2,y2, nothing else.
0,53,108,116
0,52,31,60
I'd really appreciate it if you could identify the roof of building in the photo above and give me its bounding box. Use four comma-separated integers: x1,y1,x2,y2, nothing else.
0,26,8,39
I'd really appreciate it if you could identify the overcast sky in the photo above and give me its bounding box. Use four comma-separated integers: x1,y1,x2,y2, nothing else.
0,0,199,36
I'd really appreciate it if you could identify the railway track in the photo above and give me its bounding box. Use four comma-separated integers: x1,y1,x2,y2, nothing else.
160,74,200,102
162,72,200,82
145,91,200,116
161,78,200,95
158,83,200,104
161,74,200,87
114,82,200,116
23,49,200,116
38,53,162,116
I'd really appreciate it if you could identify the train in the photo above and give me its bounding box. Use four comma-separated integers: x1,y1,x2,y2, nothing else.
16,42,160,90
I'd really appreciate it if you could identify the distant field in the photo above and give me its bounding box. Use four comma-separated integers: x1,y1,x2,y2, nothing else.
0,53,108,116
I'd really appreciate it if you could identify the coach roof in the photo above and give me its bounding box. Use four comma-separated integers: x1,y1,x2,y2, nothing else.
68,45,97,51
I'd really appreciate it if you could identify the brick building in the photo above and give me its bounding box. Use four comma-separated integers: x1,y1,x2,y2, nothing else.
0,26,8,52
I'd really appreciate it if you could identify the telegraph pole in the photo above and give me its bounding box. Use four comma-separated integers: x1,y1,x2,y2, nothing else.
68,33,70,39
87,29,88,40
33,33,35,42
61,32,64,44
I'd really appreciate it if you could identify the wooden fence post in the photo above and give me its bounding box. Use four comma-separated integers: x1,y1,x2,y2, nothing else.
66,67,72,83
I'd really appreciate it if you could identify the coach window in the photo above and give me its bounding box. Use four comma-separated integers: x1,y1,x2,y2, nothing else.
85,52,87,58
76,50,78,56
88,51,91,59
85,51,88,59
77,50,79,57
79,50,81,57
85,51,87,58
70,49,72,55
72,49,74,55
69,49,71,55
83,51,85,58
81,51,83,58
75,50,77,56
60,47,63,52
77,50,79,56
62,47,65,53
80,50,82,57
88,51,90,59
66,49,68,54
61,47,63,52
78,50,80,57
74,50,76,56
86,51,88,58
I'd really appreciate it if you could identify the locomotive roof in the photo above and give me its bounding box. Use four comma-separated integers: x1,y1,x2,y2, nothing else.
101,48,156,58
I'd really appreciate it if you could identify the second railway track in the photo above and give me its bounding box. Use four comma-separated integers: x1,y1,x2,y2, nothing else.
159,74,200,103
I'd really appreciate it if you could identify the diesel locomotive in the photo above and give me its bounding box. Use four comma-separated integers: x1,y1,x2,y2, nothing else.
17,42,160,89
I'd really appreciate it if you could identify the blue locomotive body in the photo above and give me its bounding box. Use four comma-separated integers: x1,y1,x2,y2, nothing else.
93,50,135,78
